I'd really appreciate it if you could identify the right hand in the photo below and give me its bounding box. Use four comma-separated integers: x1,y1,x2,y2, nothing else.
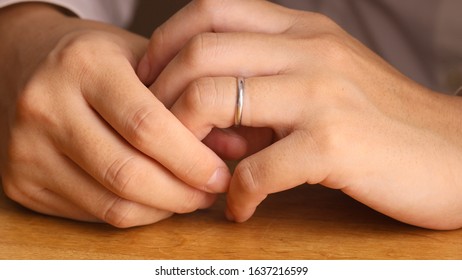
138,0,462,230
0,3,230,228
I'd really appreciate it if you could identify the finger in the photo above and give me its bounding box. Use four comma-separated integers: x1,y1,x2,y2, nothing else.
169,75,330,222
45,151,175,228
227,130,328,222
201,128,248,160
202,127,274,160
55,91,218,214
2,133,98,222
170,76,305,137
81,57,230,193
2,144,174,227
151,32,296,108
137,0,299,84
3,178,98,222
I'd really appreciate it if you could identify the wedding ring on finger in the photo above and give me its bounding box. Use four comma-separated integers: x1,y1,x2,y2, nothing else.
235,77,245,127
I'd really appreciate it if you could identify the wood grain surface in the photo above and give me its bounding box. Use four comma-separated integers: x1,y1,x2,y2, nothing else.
2,181,461,260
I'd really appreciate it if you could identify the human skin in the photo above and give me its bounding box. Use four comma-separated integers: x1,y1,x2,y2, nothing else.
139,0,462,230
0,3,231,228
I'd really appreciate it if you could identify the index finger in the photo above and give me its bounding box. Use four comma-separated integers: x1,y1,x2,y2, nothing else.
137,0,298,84
81,46,230,193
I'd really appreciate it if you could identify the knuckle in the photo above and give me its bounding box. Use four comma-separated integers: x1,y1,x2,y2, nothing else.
180,32,220,69
2,176,41,208
296,12,341,34
103,156,139,197
2,177,22,203
193,0,223,15
15,79,58,128
313,33,352,65
4,134,48,187
101,198,138,228
124,105,157,148
16,86,39,121
50,33,101,75
183,77,219,116
48,31,119,86
6,130,33,165
234,160,262,195
312,13,338,29
174,191,204,214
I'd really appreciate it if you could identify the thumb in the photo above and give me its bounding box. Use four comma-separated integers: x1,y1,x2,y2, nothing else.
226,130,330,222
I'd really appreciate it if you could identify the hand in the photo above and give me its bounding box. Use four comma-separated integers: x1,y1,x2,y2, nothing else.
138,0,462,230
0,3,230,228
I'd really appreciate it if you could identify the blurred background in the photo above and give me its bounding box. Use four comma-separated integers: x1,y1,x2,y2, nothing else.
129,0,190,37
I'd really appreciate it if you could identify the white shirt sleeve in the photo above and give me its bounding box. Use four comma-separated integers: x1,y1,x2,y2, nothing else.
0,0,137,27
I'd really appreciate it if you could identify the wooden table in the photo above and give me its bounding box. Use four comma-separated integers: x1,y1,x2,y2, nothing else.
1,181,461,259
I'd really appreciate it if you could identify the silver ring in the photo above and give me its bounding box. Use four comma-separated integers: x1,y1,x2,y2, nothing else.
235,77,245,126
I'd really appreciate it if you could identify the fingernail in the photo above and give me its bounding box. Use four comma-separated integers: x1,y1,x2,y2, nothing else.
136,53,151,84
206,167,231,193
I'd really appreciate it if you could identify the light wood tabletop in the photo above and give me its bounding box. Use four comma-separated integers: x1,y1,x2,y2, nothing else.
1,180,461,260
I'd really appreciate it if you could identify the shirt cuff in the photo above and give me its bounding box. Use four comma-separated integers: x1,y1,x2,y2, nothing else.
0,0,136,27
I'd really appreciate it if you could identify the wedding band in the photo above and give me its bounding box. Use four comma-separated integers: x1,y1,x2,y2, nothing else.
235,77,245,126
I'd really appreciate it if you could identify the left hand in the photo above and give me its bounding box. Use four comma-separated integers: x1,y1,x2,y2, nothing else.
0,3,229,228
138,0,462,230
